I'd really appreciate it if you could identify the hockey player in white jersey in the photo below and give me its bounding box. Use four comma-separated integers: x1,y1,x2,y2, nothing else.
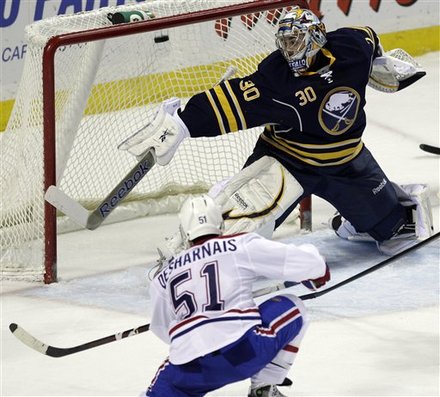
145,195,330,397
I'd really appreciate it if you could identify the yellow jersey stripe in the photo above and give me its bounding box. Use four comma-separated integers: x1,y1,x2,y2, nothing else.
224,81,247,130
272,134,362,149
205,90,227,135
213,85,238,132
262,135,364,166
349,26,376,49
274,138,361,160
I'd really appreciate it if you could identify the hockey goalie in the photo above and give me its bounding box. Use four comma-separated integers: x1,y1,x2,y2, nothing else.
119,5,433,259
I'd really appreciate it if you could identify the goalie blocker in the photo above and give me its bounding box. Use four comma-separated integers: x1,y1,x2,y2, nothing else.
118,97,188,165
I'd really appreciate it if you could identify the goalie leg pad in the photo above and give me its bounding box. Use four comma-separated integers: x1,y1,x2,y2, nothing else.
392,183,434,238
331,183,433,251
210,156,304,237
377,183,433,255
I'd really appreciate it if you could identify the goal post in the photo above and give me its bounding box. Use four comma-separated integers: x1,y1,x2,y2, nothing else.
1,0,310,283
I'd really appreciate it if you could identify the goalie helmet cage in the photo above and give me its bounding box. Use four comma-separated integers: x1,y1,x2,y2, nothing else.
0,0,311,283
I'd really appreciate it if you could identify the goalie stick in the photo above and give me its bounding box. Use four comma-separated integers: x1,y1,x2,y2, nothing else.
46,67,237,230
10,232,439,358
420,144,440,155
45,150,155,230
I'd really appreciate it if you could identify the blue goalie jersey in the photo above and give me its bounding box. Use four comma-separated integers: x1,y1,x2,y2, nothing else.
179,26,381,167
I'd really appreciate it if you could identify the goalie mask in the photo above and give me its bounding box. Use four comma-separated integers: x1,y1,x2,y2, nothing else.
276,7,326,74
179,195,224,243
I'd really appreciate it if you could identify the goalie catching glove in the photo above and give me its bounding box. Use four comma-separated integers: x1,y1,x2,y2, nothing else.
368,48,426,93
118,97,189,165
301,264,331,291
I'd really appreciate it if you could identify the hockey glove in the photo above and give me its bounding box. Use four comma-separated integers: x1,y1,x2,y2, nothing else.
368,49,426,93
118,97,189,166
302,264,330,291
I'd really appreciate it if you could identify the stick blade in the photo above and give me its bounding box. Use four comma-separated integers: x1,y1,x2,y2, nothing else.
420,144,440,155
9,323,50,355
45,185,90,228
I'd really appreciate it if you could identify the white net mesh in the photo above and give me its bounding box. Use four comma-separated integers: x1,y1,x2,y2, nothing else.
1,1,294,281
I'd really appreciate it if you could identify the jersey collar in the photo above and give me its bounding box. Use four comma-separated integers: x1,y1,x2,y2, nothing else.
298,48,336,76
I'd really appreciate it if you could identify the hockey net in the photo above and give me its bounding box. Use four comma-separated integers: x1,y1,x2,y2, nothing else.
0,0,304,283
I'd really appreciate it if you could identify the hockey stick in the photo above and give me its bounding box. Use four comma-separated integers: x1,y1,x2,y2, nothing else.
300,231,440,301
45,150,155,230
8,281,292,358
8,322,150,358
11,233,439,358
419,144,440,155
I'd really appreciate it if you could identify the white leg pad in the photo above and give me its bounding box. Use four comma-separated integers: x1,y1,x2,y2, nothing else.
393,183,434,238
209,156,304,238
333,183,433,245
378,183,433,255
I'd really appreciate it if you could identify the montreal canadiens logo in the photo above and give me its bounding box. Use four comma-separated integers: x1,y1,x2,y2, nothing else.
319,87,360,135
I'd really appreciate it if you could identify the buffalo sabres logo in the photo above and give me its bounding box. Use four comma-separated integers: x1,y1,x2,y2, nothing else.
319,87,360,135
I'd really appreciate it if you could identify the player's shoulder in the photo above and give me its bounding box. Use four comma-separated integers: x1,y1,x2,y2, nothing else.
222,231,260,240
257,50,290,76
328,26,378,48
223,231,265,244
327,26,378,60
330,26,377,40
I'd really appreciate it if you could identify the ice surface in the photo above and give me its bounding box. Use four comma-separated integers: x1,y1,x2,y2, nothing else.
2,52,439,397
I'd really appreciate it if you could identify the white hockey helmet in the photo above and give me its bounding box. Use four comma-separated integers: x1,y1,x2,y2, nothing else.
179,195,224,242
275,7,326,74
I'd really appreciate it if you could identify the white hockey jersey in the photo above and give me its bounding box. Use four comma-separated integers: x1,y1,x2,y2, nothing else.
149,232,326,365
